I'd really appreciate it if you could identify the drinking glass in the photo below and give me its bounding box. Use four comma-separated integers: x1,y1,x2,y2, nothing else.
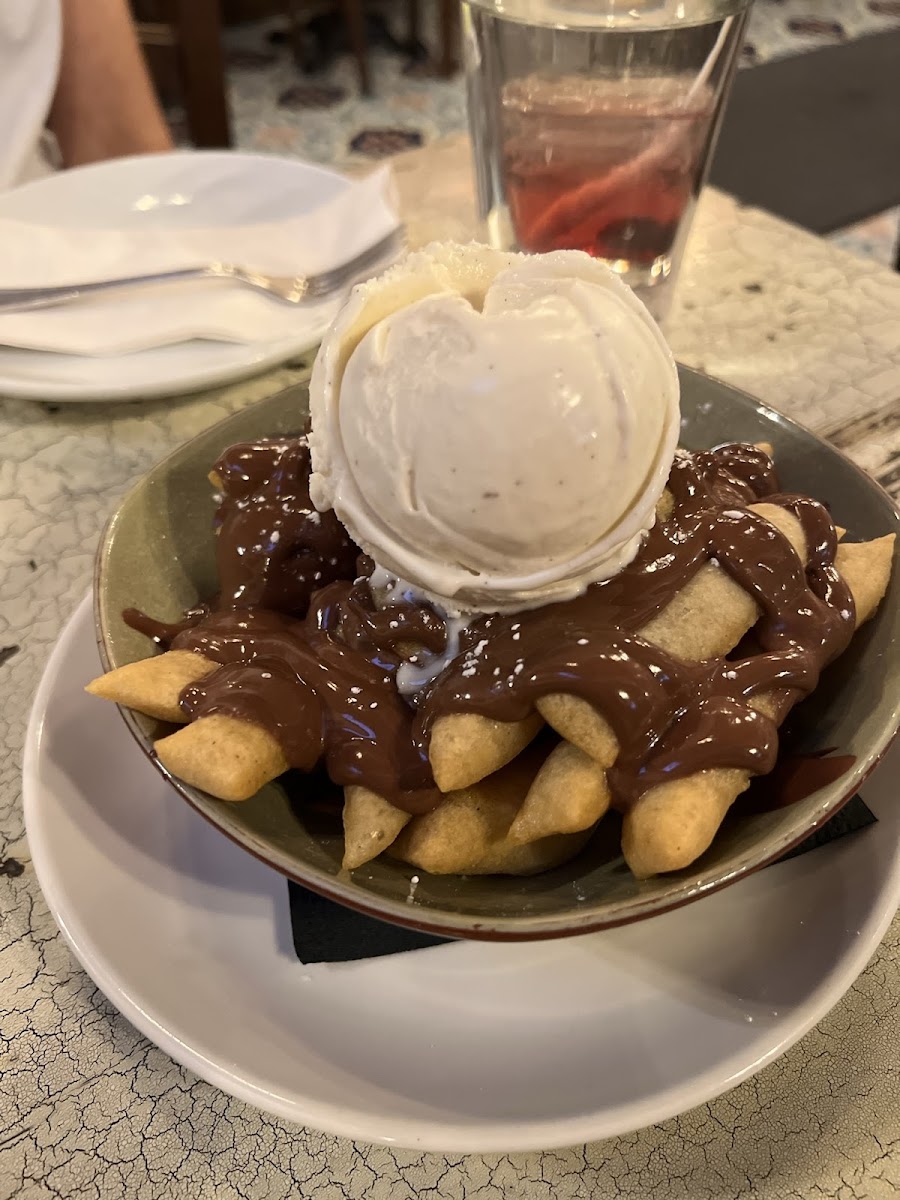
462,0,752,322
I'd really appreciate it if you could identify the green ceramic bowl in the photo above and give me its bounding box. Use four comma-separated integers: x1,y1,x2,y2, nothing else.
94,367,900,940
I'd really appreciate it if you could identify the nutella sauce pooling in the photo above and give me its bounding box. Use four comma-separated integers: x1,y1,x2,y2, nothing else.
213,437,358,613
128,439,855,815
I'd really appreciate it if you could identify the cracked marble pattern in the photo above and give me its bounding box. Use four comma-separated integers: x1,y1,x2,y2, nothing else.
2,138,900,1198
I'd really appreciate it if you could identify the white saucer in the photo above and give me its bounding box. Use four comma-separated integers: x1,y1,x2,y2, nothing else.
23,598,900,1152
0,152,351,402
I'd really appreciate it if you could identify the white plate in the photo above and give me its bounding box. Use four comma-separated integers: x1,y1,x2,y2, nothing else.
24,598,900,1152
0,151,351,402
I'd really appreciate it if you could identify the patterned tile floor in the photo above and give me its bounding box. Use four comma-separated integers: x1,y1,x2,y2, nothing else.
222,0,900,267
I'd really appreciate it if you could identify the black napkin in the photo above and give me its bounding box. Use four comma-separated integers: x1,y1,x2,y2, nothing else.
288,883,452,962
777,792,876,863
287,792,876,964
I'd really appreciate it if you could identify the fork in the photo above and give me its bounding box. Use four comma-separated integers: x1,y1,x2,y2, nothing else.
0,228,405,315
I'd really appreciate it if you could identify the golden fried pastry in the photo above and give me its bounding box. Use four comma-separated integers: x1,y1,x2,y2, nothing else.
389,748,593,876
88,438,895,883
537,502,808,765
342,786,411,871
86,649,215,724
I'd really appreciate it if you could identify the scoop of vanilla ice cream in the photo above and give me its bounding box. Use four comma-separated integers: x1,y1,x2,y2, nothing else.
308,242,679,613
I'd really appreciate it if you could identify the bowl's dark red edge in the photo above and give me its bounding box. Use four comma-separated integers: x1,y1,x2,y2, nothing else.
90,370,900,943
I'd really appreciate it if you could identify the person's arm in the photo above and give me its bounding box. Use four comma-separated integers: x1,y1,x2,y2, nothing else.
48,0,173,167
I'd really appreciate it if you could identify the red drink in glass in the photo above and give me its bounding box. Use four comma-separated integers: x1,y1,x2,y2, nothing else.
463,1,751,322
501,77,715,266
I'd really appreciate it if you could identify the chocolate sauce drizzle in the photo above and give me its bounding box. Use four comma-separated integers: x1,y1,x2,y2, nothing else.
127,438,855,815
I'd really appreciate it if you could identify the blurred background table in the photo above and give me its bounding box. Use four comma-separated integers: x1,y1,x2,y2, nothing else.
1,134,900,1198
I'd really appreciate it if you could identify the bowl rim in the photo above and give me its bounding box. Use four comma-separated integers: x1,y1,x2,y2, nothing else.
93,365,900,941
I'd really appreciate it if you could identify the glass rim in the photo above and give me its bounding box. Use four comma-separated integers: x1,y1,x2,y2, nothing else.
460,0,754,32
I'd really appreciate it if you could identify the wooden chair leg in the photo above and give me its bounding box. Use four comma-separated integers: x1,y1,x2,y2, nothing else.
439,0,460,76
406,0,420,49
170,0,231,147
339,0,371,95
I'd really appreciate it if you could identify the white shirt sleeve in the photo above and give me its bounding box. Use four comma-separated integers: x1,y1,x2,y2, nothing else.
0,0,62,190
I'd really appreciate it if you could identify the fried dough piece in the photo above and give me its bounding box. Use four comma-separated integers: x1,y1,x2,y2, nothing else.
538,502,808,765
429,711,544,793
391,748,591,876
622,701,778,879
342,786,411,870
154,713,288,802
85,652,543,806
508,741,611,843
622,534,894,877
85,649,215,723
836,535,895,624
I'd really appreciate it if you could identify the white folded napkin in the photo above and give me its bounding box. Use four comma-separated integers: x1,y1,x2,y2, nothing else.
0,165,400,356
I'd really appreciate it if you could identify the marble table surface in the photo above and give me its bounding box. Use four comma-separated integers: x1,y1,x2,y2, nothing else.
2,136,900,1199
